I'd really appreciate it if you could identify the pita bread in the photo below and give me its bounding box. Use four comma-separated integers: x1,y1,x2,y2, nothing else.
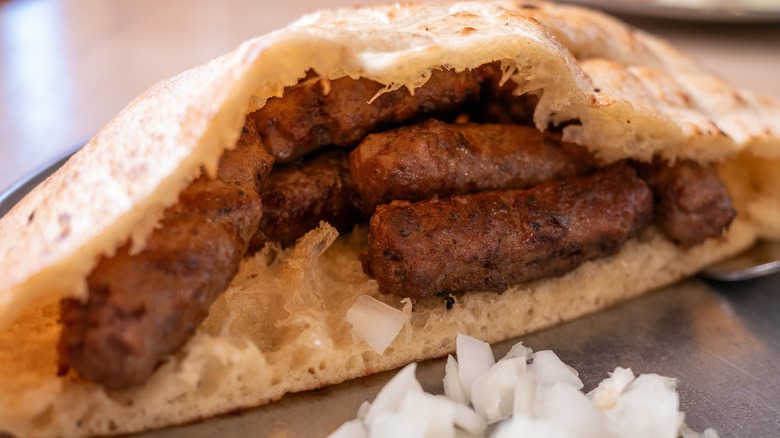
0,1,778,436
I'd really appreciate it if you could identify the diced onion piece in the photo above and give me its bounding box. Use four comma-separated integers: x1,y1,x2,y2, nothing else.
443,355,469,405
528,350,583,389
363,363,422,426
456,334,495,400
604,374,681,438
502,342,532,363
536,382,609,438
369,412,427,438
453,403,487,436
398,392,457,438
681,424,721,438
329,335,716,438
347,295,409,354
512,372,537,417
588,367,636,409
470,358,525,423
328,419,368,438
356,401,371,420
491,416,568,438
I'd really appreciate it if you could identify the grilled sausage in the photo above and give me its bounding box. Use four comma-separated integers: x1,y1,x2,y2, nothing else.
636,159,736,247
250,149,361,250
349,119,597,213
59,126,274,389
362,164,654,298
247,69,482,163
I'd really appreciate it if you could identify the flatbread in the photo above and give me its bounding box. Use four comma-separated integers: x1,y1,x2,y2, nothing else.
0,1,778,436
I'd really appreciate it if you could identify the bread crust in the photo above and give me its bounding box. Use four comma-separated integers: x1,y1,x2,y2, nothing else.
1,1,779,436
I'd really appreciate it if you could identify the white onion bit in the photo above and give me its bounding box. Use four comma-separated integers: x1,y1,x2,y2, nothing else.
369,412,427,438
470,358,524,423
454,403,487,436
398,392,457,438
502,342,532,362
363,363,421,426
328,419,368,438
443,355,469,405
328,335,719,438
588,367,636,409
528,350,583,389
346,295,409,354
456,334,496,401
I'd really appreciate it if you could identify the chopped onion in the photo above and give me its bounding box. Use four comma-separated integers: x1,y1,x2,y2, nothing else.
603,374,681,438
356,401,371,420
512,372,536,417
502,342,532,362
536,382,609,438
443,355,469,405
456,334,495,400
363,363,421,426
328,335,719,438
470,358,524,423
453,403,487,436
328,419,367,438
491,416,568,438
527,350,583,389
398,391,457,438
370,412,427,438
346,295,409,354
588,367,636,409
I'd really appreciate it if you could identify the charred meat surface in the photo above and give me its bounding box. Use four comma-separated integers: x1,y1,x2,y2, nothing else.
349,119,597,213
363,164,654,298
636,160,736,247
59,128,274,389
250,149,361,250
247,69,482,163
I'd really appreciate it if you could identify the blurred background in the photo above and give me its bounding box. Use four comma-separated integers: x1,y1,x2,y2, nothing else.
0,0,779,195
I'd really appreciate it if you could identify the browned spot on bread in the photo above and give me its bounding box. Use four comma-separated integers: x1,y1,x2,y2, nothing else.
58,212,72,240
450,12,479,19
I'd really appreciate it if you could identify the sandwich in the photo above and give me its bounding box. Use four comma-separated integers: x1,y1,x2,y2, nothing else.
1,1,779,436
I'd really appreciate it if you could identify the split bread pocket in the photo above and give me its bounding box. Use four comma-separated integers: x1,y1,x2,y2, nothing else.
1,1,780,437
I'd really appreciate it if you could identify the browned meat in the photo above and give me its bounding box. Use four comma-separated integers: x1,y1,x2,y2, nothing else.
362,164,654,298
59,127,274,389
250,150,362,250
349,120,597,213
247,69,482,163
636,160,736,247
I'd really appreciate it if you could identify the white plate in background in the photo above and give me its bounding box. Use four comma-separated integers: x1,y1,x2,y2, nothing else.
563,0,780,22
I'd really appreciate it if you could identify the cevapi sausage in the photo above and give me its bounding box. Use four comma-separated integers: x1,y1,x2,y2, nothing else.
636,159,736,247
362,164,654,298
349,119,597,213
59,126,274,389
247,69,482,163
250,149,361,250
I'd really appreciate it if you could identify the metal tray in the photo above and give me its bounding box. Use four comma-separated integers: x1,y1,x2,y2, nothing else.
2,152,779,438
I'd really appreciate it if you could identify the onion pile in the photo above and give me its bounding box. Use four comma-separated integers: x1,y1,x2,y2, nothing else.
329,334,719,438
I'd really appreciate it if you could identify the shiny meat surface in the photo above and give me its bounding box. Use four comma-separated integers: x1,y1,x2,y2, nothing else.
250,149,361,250
349,119,597,213
637,160,736,247
363,164,654,298
247,69,482,163
59,128,274,388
